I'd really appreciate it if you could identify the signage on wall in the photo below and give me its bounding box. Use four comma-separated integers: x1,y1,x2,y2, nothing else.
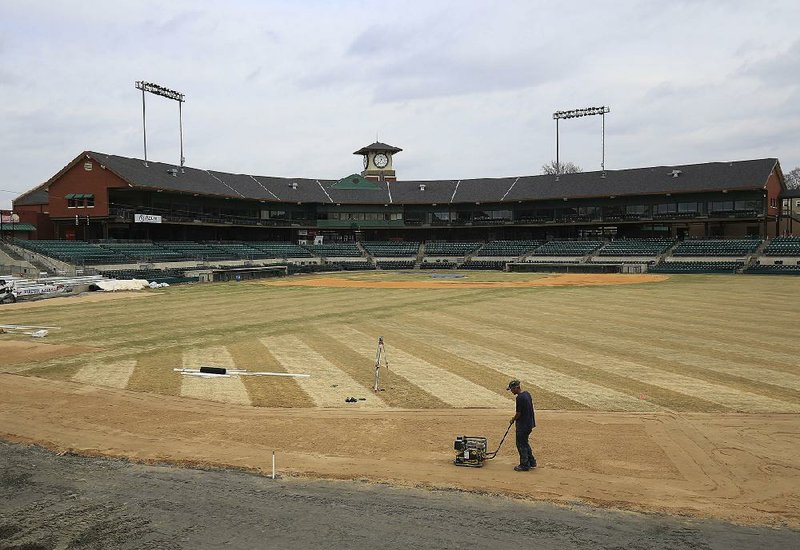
134,214,162,224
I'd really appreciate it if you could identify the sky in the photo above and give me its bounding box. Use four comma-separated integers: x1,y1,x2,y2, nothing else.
1,0,799,210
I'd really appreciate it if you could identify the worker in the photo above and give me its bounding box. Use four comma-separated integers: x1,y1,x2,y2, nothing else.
507,379,537,471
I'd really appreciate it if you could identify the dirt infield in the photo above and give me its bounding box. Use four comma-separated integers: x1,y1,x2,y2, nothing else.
1,373,797,528
266,273,669,289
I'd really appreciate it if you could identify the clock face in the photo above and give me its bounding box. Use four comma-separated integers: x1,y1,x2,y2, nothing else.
363,155,368,169
374,153,389,168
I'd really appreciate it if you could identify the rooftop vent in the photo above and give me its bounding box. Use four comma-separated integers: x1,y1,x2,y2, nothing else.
290,182,298,190
167,168,178,177
419,184,426,191
669,169,682,178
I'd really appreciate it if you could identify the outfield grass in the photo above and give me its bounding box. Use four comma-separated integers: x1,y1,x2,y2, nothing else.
3,272,799,412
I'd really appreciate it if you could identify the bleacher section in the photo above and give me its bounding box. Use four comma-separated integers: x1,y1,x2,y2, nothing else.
248,242,313,258
16,240,120,265
672,239,761,256
597,238,675,256
763,236,800,256
424,242,481,256
473,240,541,257
303,243,362,257
649,261,742,274
158,241,235,261
362,241,420,257
530,240,603,256
98,242,184,262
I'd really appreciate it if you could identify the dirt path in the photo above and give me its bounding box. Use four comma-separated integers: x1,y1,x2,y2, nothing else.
265,273,668,289
1,373,797,528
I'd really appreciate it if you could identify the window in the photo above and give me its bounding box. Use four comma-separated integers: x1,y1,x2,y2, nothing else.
678,202,700,213
655,203,677,214
709,201,734,212
85,195,95,208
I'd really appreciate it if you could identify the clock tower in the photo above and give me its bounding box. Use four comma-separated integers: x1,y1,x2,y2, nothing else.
354,142,402,182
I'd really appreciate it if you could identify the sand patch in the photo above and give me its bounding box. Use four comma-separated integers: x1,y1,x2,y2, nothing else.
265,273,668,289
72,359,136,389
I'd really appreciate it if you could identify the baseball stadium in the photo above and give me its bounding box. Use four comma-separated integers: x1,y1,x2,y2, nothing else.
1,142,799,542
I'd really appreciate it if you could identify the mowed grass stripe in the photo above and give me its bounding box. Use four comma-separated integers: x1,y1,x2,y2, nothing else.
127,348,184,396
356,321,587,411
391,317,661,412
226,338,314,408
72,360,136,389
261,335,387,408
400,313,729,413
494,301,800,394
552,286,800,344
424,311,800,413
318,325,509,408
542,298,799,363
179,346,251,406
300,330,447,409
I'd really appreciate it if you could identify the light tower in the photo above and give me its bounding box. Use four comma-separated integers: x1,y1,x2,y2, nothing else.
135,81,186,169
552,106,610,178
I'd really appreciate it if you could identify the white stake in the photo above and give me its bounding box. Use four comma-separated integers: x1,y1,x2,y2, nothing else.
272,450,276,480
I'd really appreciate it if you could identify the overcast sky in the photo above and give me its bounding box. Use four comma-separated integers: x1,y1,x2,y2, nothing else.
1,0,799,210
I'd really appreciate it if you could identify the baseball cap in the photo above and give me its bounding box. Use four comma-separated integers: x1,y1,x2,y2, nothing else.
506,379,520,391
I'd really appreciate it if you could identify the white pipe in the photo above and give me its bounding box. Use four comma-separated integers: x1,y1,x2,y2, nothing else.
272,450,276,480
240,372,310,378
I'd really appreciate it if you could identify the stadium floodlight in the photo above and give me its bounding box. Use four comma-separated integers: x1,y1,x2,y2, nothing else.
135,80,187,169
552,105,610,178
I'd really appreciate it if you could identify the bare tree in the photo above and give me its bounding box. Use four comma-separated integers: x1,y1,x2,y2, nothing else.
785,167,800,189
541,160,582,175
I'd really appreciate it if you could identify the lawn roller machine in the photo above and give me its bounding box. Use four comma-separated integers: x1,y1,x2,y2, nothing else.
453,422,513,467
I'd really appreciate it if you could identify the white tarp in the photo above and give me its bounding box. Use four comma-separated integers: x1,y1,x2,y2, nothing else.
92,279,150,291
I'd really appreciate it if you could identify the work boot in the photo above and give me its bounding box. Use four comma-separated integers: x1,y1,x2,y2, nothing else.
513,465,530,472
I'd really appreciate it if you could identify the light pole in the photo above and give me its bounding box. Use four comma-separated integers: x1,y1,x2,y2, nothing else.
553,106,610,178
135,81,186,169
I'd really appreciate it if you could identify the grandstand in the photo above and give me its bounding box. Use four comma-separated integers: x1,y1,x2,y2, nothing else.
5,146,797,279
8,236,800,279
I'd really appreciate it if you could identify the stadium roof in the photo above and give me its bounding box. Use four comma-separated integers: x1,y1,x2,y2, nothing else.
20,152,782,206
13,182,49,206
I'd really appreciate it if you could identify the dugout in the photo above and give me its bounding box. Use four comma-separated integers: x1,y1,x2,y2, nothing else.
191,265,287,283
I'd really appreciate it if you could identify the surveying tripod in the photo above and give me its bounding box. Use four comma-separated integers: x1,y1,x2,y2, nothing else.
373,336,389,392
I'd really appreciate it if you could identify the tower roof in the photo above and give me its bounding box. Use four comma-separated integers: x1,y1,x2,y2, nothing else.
353,142,403,155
